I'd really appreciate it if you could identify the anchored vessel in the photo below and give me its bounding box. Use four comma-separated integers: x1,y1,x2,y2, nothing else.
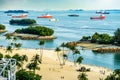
90,15,105,20
37,14,53,18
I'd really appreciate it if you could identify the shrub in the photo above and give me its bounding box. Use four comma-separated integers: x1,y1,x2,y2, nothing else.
86,68,91,72
0,24,5,30
80,36,91,41
4,54,11,58
0,53,3,60
16,69,42,80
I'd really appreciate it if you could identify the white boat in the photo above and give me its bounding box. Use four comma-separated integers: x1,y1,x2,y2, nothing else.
49,18,59,22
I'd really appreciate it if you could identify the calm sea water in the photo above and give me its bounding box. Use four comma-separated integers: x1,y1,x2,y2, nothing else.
0,10,120,70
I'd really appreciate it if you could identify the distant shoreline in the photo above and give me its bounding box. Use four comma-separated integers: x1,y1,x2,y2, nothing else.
12,33,57,40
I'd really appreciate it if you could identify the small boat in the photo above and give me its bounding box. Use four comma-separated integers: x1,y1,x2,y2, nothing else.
101,11,110,14
90,15,105,20
37,14,53,18
7,14,12,16
12,14,27,18
96,10,110,14
49,18,59,22
68,14,79,17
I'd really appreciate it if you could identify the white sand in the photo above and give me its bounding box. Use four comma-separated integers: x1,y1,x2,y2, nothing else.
0,48,112,80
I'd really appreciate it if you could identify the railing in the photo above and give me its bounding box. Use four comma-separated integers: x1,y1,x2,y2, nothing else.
0,59,16,80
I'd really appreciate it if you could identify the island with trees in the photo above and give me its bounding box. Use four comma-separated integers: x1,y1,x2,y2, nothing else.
0,24,7,33
4,10,28,13
12,26,56,40
9,19,36,26
76,28,120,53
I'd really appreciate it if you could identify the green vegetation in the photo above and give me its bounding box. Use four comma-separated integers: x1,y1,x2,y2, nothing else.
55,42,83,68
80,36,91,41
0,52,41,80
39,40,45,63
0,24,5,30
16,69,41,80
4,54,11,58
12,54,28,69
0,53,3,60
80,28,120,45
15,26,54,36
60,42,68,65
55,47,62,66
101,69,120,80
27,54,41,74
9,19,36,25
78,72,88,80
91,32,114,44
5,35,22,53
114,28,120,44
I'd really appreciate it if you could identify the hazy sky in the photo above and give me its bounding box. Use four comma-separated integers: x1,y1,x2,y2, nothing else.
0,0,120,10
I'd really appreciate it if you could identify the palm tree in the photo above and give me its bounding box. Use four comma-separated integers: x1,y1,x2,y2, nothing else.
5,34,11,40
78,73,88,80
14,43,22,49
60,42,66,54
13,36,17,42
39,40,45,62
21,55,28,62
6,45,12,53
76,56,83,67
27,62,40,74
73,48,80,65
12,54,22,69
31,54,41,64
27,54,41,74
61,42,67,65
62,54,68,65
66,44,76,61
55,47,62,66
12,54,28,69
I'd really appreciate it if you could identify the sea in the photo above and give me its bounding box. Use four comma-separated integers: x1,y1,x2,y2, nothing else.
0,10,120,70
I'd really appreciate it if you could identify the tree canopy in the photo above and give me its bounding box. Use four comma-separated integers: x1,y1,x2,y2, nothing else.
114,28,120,44
16,69,41,80
15,26,54,36
91,32,114,44
9,19,36,25
0,24,5,30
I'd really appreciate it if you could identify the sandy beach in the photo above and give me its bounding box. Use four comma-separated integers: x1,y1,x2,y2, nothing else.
0,48,112,80
77,42,120,49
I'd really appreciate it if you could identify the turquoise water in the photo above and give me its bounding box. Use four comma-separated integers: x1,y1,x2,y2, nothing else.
0,10,120,70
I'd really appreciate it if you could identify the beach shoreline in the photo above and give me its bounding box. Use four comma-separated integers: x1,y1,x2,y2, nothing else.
10,32,57,40
0,30,7,33
0,48,113,80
